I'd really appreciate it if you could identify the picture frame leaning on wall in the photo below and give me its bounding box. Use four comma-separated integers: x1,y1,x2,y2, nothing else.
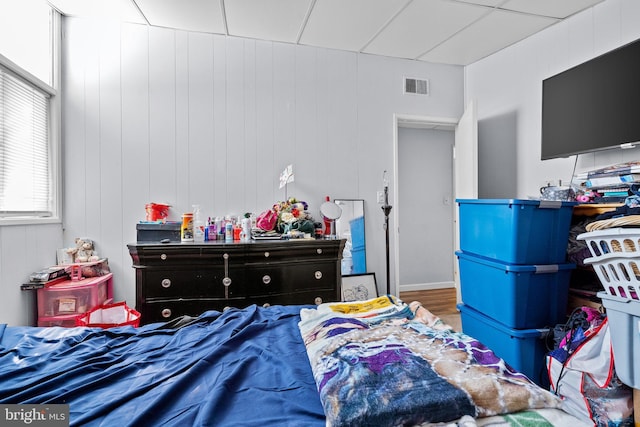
341,273,378,302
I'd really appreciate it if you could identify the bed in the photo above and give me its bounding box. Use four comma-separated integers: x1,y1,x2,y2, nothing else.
0,295,591,426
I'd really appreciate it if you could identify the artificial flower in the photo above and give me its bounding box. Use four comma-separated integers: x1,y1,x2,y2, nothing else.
268,197,315,233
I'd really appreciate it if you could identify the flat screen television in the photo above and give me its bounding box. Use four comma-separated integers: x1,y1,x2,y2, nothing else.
541,37,640,160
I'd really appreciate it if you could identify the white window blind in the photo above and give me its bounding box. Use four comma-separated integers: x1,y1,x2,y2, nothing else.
0,66,51,216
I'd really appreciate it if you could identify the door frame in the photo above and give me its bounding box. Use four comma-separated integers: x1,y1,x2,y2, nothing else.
392,107,476,298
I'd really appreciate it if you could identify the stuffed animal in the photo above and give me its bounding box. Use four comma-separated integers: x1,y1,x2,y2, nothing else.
67,238,100,263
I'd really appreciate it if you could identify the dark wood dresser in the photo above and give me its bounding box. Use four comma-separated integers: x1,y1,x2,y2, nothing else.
127,239,345,324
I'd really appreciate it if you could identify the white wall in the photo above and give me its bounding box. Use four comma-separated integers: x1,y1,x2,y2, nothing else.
59,17,464,312
0,224,64,326
467,0,640,198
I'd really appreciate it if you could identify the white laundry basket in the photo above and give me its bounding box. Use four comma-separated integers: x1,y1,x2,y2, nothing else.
578,228,640,300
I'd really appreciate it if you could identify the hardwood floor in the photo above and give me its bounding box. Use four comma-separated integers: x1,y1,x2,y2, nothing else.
399,287,461,331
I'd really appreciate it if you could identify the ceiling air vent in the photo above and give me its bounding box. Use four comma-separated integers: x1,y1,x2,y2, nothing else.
404,77,429,95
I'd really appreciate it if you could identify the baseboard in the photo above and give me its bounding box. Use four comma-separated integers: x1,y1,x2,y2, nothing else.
399,282,455,293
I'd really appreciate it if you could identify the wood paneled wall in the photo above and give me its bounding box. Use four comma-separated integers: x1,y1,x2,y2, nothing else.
56,18,464,314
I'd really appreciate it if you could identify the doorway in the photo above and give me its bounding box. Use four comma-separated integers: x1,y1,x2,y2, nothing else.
392,105,477,297
397,124,455,293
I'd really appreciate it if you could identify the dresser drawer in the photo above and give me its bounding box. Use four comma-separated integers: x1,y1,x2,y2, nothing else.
244,261,338,297
143,268,245,299
140,298,244,324
289,262,339,292
244,241,341,263
200,245,246,264
131,245,246,266
131,246,202,266
251,289,337,307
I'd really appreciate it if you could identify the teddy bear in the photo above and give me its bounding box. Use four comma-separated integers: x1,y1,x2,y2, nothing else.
67,238,100,263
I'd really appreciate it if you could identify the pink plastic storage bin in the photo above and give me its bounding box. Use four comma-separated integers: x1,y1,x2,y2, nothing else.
37,317,79,328
37,274,113,326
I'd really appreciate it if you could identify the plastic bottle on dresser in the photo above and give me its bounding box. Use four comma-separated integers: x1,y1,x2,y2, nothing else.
225,222,233,242
181,213,194,242
241,217,252,241
215,217,225,239
193,205,205,242
208,217,217,241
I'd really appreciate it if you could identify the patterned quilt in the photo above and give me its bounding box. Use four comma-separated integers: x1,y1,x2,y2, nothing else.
298,296,562,427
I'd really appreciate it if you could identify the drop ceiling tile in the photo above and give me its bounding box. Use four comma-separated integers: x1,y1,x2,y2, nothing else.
47,0,146,23
47,0,605,66
501,0,605,19
299,0,408,52
364,0,489,60
420,8,558,65
225,0,313,43
135,0,225,33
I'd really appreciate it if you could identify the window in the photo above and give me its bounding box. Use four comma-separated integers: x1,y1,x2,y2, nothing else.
0,66,51,216
0,3,59,222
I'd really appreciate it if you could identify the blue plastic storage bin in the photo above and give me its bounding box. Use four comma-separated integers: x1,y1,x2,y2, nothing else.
456,250,574,329
456,198,576,264
458,303,550,387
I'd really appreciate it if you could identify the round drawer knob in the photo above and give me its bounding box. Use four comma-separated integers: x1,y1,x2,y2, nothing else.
263,302,271,308
314,297,323,305
161,308,172,318
262,275,271,284
160,253,167,260
161,278,171,288
314,271,322,279
264,251,270,258
316,248,322,254
222,277,232,287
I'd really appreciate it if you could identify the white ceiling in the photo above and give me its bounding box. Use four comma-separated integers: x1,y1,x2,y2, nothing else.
46,0,605,66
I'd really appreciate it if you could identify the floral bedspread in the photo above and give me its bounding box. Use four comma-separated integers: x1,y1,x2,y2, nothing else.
298,296,561,427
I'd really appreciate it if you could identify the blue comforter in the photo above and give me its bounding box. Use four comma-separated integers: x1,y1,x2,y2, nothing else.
0,305,325,426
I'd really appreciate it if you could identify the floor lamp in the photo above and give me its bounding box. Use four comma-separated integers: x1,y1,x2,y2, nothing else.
381,171,392,295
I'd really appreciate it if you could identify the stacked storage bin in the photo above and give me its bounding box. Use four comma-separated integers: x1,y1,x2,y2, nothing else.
37,273,114,327
577,228,640,389
455,199,577,386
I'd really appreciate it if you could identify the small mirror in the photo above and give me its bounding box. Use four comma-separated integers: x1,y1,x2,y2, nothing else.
334,199,366,275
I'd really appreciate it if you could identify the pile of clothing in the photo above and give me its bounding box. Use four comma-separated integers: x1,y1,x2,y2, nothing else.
547,307,634,426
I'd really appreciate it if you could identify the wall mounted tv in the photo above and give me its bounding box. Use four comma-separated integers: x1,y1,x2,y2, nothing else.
541,37,640,160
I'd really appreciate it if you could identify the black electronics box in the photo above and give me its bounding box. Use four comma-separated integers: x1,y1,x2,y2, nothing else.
136,222,181,242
